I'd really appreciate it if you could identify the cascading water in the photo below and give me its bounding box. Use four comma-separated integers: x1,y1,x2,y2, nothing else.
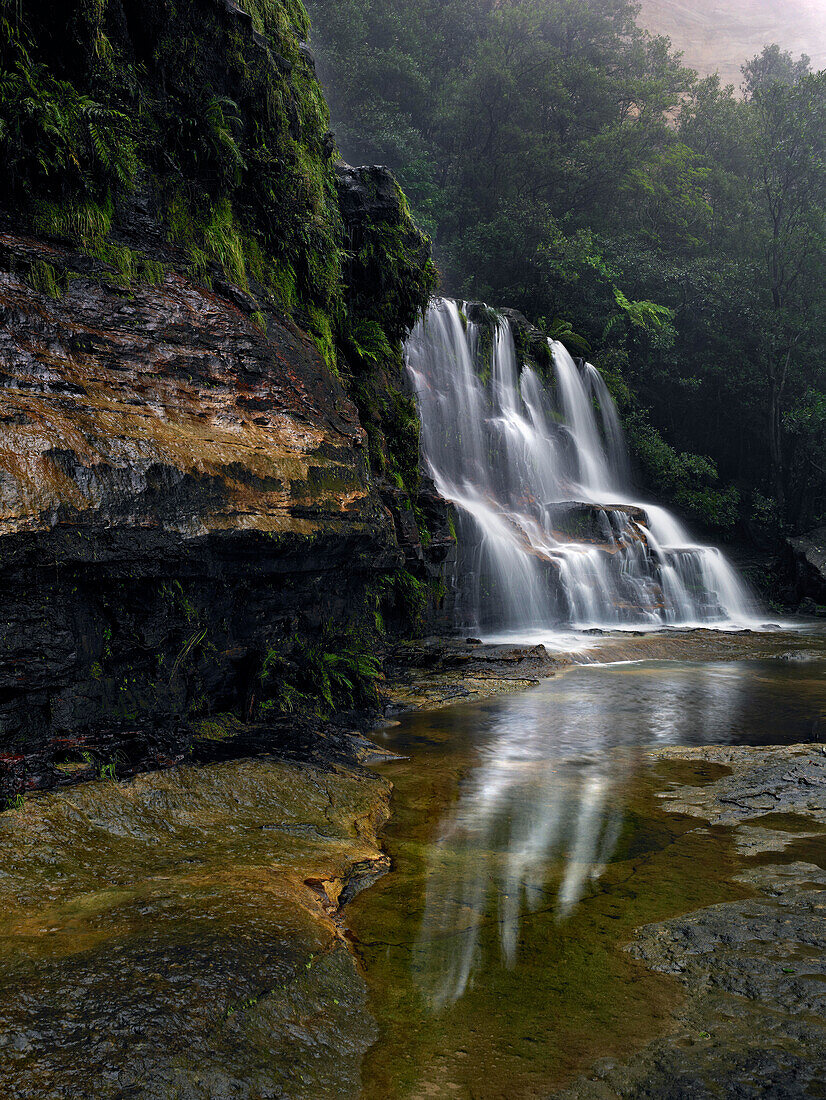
405,297,757,632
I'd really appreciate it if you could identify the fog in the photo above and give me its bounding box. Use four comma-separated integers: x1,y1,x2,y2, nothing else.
639,0,826,88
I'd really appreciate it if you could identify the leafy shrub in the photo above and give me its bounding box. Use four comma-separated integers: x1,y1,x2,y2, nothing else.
627,415,740,529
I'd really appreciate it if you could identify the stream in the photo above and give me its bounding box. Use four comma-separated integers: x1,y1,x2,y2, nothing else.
0,631,824,1096
349,637,826,1098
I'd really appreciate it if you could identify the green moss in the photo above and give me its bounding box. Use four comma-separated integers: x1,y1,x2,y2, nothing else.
256,625,382,719
0,0,343,325
306,304,338,373
374,568,429,637
26,259,65,298
192,713,247,743
0,1,438,491
447,510,458,543
32,195,114,250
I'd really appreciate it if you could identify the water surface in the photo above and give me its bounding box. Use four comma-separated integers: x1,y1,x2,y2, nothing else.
350,648,826,1098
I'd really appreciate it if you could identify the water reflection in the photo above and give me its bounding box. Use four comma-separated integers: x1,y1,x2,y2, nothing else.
413,659,826,1007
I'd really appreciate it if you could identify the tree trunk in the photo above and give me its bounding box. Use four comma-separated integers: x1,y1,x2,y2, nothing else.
767,375,786,515
766,339,796,519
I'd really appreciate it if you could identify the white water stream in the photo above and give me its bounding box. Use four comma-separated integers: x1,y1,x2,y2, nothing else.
405,298,757,631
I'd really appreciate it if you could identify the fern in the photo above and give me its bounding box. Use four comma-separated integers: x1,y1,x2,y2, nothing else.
545,317,591,353
347,317,393,364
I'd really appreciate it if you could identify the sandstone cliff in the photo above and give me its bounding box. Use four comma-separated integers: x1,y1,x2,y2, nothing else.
0,1,452,800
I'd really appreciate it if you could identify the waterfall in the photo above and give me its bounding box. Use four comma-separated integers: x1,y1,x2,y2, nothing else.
405,297,758,632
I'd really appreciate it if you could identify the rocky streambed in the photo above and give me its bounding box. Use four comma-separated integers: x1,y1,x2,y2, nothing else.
0,732,392,1098
560,743,826,1099
0,631,824,1098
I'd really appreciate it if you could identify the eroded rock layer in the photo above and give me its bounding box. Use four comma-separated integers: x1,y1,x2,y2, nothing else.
0,224,449,797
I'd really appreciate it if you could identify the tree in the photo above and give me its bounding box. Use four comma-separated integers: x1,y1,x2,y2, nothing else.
744,52,826,513
306,2,826,533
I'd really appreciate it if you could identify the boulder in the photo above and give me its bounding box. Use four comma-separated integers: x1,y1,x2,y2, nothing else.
544,501,649,546
781,526,826,608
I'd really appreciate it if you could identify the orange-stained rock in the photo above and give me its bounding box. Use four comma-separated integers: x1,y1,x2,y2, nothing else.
0,231,388,544
0,230,405,784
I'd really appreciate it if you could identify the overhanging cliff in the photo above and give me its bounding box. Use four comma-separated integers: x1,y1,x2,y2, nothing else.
0,0,452,798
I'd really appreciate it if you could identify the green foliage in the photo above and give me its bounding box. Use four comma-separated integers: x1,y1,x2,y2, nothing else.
0,0,344,343
0,0,436,465
544,319,591,355
168,193,247,287
390,569,428,628
627,415,740,530
257,626,383,718
307,0,826,532
32,194,114,248
346,317,393,365
607,290,675,347
26,258,64,298
0,28,136,207
81,750,121,782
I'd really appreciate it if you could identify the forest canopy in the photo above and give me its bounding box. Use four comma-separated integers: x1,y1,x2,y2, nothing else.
307,0,826,537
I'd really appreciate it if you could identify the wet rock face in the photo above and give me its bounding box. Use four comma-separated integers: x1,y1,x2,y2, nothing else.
336,163,403,225
0,230,403,788
0,748,392,1098
780,526,826,610
0,231,377,540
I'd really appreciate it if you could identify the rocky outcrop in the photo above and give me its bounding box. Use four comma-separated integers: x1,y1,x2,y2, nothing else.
779,526,826,610
0,229,381,779
0,233,382,543
544,501,649,546
334,163,455,630
0,2,453,798
0,731,393,1098
557,743,826,1099
0,215,450,799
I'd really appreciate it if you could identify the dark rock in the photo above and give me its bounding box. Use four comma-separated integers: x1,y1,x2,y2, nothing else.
557,745,826,1099
545,500,649,545
335,163,408,226
778,526,826,607
0,225,452,794
464,301,553,369
0,171,451,793
0,742,392,1098
298,40,316,71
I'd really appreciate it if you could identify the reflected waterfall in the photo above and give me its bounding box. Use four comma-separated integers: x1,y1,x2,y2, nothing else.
414,662,750,1008
405,298,757,631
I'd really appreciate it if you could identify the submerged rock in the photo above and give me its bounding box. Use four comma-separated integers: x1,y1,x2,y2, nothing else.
556,743,826,1099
